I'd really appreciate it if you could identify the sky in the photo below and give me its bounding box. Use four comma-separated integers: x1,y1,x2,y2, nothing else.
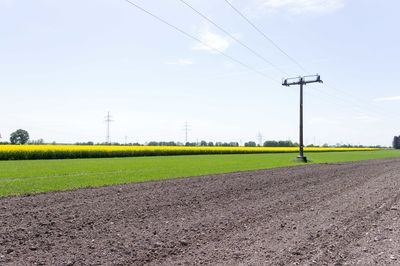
0,0,399,146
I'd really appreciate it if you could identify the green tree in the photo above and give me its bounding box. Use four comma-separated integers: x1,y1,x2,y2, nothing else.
10,129,30,144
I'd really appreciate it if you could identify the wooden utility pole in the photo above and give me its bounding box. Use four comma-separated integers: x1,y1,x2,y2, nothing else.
282,75,323,162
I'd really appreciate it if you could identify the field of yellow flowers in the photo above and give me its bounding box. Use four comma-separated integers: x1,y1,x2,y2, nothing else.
0,145,380,160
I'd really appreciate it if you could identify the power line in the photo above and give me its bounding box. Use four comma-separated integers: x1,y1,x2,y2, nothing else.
223,0,308,74
310,83,396,119
323,81,396,116
219,1,374,115
123,1,348,114
177,0,288,76
124,0,279,83
222,0,395,118
303,89,370,115
304,85,400,123
124,0,394,122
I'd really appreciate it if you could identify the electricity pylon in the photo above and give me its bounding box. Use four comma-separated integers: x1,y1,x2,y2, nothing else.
183,122,190,144
257,132,263,147
104,111,113,144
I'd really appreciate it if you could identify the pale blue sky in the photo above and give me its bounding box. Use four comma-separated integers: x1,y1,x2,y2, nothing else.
0,0,399,146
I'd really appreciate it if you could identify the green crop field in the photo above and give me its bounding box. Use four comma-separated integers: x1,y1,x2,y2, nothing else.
1,150,399,197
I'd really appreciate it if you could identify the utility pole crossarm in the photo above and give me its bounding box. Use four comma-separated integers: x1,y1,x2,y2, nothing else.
282,74,323,86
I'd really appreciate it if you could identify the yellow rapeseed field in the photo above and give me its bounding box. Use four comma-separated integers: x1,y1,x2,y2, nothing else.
0,145,380,160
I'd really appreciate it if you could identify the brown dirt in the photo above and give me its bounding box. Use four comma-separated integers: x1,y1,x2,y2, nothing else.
1,158,400,266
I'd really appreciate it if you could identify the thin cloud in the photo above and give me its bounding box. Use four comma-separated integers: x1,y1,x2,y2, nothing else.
257,0,345,15
374,96,400,102
166,59,194,66
192,23,234,53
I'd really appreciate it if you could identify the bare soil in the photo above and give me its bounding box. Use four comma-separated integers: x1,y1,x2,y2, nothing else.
1,158,400,265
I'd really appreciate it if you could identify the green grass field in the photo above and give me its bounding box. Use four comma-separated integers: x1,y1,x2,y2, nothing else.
1,150,399,197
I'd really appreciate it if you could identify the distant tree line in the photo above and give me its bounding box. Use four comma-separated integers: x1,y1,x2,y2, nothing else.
393,136,400,149
243,140,297,147
147,141,239,147
75,141,239,147
316,143,383,148
148,141,178,146
0,128,391,149
264,140,298,147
